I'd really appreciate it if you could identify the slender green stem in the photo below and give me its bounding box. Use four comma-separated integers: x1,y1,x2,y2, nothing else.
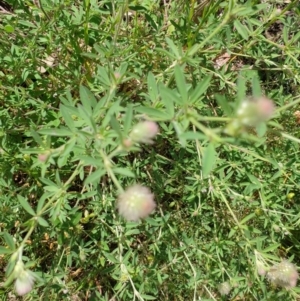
190,7,232,54
84,0,91,48
190,117,223,142
99,149,124,193
281,132,300,144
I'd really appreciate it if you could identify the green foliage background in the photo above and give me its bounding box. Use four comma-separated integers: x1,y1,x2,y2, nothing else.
1,0,300,300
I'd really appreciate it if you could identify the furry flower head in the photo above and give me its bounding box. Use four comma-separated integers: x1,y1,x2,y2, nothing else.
130,121,159,144
267,260,298,288
15,269,35,296
117,184,156,221
237,96,275,126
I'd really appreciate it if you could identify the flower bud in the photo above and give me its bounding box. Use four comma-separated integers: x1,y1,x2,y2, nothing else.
218,281,231,296
79,247,86,262
130,121,159,144
122,138,132,148
38,151,51,163
267,260,298,288
256,260,267,276
117,184,156,221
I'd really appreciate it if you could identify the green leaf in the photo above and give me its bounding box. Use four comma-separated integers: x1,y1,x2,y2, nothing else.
57,138,76,168
37,217,49,227
84,169,106,185
101,100,122,128
4,261,16,286
291,31,300,44
180,131,206,140
256,122,267,137
113,168,135,178
102,251,118,263
125,229,140,236
18,20,36,28
37,194,48,214
4,25,14,33
262,243,281,253
60,105,75,131
3,232,15,250
234,19,249,40
39,178,58,187
71,212,82,226
135,106,172,121
237,73,247,103
252,75,262,97
38,128,73,137
202,143,216,177
30,130,44,145
140,295,156,300
79,85,97,113
174,65,188,104
228,227,237,239
96,66,111,87
240,213,256,225
189,76,212,104
110,115,123,139
17,195,36,216
159,83,182,105
215,94,232,116
123,105,133,135
283,25,288,45
147,72,159,103
172,121,186,147
145,13,158,30
0,246,12,254
77,105,97,133
159,86,175,117
76,155,102,167
166,37,180,58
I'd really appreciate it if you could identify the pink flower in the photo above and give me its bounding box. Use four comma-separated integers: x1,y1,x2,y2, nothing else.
38,151,50,163
15,270,35,296
256,97,275,121
130,121,159,144
237,97,275,126
267,260,298,288
117,184,156,221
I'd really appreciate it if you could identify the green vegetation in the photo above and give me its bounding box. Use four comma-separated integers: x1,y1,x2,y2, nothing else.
1,0,300,300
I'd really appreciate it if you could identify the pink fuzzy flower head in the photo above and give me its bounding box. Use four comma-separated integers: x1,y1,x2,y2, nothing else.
130,121,159,144
117,184,156,221
256,97,275,121
15,269,35,296
237,97,275,126
267,260,298,288
38,151,50,163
